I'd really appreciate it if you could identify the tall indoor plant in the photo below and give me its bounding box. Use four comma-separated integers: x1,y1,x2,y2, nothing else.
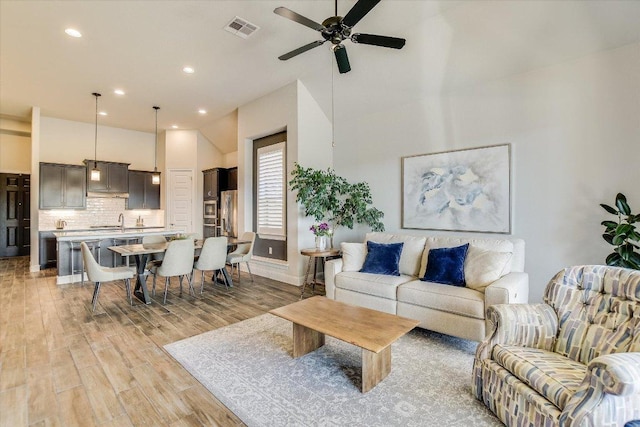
289,163,385,233
600,193,640,269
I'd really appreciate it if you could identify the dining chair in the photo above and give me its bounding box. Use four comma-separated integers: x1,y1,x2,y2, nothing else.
81,242,135,312
226,231,256,283
194,236,229,293
151,238,196,304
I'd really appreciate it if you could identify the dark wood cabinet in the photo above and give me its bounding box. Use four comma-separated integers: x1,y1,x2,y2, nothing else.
84,160,129,194
203,168,224,200
39,163,86,209
226,167,238,190
127,170,160,209
39,231,57,269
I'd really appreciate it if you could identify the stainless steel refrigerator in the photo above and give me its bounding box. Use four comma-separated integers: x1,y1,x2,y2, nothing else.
220,190,238,238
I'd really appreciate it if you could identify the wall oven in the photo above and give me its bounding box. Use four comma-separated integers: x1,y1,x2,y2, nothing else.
203,218,218,238
203,200,218,238
203,200,217,218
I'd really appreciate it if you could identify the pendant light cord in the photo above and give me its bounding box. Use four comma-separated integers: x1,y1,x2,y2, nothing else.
92,92,101,166
153,106,160,171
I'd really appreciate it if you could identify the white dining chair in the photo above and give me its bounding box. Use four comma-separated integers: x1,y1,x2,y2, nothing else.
194,236,229,293
151,238,195,304
81,242,135,312
226,231,256,283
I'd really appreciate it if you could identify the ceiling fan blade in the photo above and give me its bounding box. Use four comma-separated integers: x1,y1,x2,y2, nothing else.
278,40,326,61
274,7,325,32
342,0,381,28
351,33,406,49
333,45,351,74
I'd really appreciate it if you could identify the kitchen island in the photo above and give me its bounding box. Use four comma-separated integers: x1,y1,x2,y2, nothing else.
53,227,184,284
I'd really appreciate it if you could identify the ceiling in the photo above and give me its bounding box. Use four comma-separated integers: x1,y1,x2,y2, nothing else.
1,1,639,154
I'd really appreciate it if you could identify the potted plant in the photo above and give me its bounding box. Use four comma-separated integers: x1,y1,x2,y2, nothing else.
289,163,385,244
600,193,640,269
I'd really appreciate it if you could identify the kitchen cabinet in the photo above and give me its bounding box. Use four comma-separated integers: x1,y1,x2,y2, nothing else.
84,160,129,194
203,168,227,200
225,167,238,190
39,231,57,269
127,170,160,209
39,162,86,209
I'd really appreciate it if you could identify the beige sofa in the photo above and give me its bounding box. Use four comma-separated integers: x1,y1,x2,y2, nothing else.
325,232,528,341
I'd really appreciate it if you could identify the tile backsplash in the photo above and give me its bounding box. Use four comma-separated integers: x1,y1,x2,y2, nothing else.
39,198,165,231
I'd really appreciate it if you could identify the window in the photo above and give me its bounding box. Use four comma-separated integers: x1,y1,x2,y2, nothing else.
256,141,286,237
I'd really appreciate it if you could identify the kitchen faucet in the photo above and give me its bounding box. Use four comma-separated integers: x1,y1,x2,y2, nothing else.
118,213,124,230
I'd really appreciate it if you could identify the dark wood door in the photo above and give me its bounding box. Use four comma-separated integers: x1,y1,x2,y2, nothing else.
127,171,146,209
0,173,30,257
108,163,129,193
144,173,161,209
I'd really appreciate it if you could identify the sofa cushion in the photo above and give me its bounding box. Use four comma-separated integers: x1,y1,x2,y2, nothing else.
464,246,513,291
492,344,586,410
335,271,414,300
421,244,469,286
420,237,514,278
341,242,367,272
360,241,403,276
397,280,485,319
366,232,427,277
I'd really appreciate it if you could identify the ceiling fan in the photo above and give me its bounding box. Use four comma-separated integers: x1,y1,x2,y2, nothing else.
274,0,406,74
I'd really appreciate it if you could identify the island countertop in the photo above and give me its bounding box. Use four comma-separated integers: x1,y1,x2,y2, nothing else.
53,227,184,242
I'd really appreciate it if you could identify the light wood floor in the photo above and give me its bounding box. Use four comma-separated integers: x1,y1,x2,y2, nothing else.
0,256,308,426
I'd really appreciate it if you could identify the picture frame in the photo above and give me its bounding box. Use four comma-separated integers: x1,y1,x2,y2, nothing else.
401,144,511,234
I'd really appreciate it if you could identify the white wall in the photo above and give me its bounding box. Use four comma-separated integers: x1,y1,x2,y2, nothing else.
40,117,155,169
0,133,30,173
333,43,640,302
237,80,332,285
0,117,31,173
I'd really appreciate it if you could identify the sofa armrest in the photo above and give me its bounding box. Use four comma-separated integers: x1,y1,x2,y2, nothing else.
324,258,343,300
484,272,529,307
472,303,558,399
476,303,558,361
560,352,640,426
588,353,640,396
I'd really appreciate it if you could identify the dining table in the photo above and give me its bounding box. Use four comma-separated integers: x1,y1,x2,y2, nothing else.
108,237,251,304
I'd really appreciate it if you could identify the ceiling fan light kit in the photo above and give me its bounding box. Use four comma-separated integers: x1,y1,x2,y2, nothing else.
274,0,406,73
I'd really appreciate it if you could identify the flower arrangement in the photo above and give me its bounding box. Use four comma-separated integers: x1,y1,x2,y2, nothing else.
310,222,332,237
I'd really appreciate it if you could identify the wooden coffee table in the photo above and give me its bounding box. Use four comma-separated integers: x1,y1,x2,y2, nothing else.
270,296,420,392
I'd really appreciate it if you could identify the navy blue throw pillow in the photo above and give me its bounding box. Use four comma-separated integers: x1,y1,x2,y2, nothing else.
421,244,469,286
359,241,404,276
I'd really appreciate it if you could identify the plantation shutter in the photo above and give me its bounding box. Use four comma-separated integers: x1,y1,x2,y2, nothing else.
257,141,286,237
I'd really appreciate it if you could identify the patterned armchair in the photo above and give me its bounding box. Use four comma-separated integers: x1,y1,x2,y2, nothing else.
473,265,640,426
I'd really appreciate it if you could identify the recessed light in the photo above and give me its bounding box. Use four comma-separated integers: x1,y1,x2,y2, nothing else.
65,28,82,38
114,89,125,95
198,109,207,115
183,66,195,74
98,111,108,116
172,125,179,129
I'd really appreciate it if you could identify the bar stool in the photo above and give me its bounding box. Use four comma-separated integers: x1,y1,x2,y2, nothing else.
70,239,101,285
112,237,139,267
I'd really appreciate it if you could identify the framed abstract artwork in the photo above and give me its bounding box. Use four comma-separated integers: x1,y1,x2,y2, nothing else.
402,144,511,233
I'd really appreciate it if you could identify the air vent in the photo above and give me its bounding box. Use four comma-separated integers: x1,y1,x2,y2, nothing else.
224,16,260,39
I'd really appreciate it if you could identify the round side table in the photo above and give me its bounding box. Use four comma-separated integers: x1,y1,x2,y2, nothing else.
300,247,341,299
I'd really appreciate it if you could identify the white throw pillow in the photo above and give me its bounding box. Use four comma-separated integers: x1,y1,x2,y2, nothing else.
341,242,367,272
464,246,513,291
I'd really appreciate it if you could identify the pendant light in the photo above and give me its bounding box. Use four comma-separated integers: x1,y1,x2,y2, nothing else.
90,92,102,181
152,106,160,185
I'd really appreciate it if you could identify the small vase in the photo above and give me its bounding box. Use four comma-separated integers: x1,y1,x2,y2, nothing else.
315,236,327,251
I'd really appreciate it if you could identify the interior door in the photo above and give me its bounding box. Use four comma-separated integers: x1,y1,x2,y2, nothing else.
0,173,30,257
167,169,193,233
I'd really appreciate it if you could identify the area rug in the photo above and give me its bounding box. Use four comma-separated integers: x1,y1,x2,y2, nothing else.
164,314,501,427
